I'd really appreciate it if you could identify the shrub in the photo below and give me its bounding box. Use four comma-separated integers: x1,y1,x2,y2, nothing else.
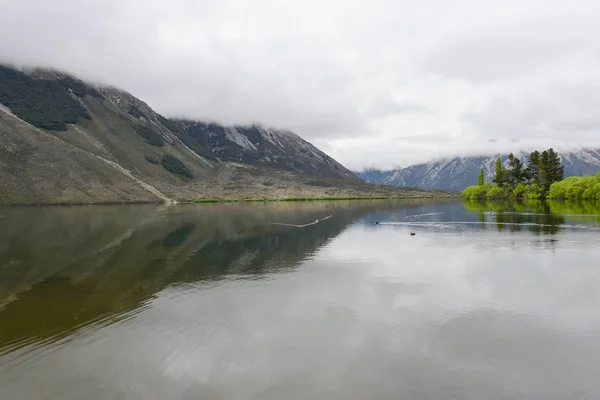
0,66,92,130
135,125,164,147
462,185,487,199
549,176,598,199
144,155,160,164
486,184,508,199
161,154,193,179
524,183,543,199
582,183,600,200
510,182,528,199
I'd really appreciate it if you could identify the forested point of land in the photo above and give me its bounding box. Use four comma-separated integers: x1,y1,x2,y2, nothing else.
463,148,600,200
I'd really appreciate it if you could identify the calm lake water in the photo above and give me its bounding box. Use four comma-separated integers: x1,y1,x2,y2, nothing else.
1,199,600,399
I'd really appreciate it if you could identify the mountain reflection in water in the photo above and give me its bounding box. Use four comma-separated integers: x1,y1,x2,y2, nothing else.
1,199,599,400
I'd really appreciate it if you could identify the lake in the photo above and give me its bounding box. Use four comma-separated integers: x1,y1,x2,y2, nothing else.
1,199,600,399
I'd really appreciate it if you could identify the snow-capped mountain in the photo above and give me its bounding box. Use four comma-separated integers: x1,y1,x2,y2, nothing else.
170,120,357,180
355,149,600,191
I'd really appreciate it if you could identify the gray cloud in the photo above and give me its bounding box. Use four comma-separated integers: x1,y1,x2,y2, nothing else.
420,13,600,84
1,0,600,170
363,94,432,119
463,81,600,152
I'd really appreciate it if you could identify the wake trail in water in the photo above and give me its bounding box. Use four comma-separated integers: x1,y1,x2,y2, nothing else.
377,221,600,230
480,212,549,216
405,212,445,220
267,215,333,228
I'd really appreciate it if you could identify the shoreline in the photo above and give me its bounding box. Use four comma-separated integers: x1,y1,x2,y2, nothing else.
0,194,459,208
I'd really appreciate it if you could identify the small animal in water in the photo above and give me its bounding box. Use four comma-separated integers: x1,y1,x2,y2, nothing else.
410,232,416,236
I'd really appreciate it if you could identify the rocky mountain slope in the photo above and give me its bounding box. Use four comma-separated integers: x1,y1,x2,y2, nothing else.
0,65,441,204
356,149,600,191
168,120,355,180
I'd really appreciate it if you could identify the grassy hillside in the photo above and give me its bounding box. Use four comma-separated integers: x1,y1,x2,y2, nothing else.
0,66,451,205
0,108,155,204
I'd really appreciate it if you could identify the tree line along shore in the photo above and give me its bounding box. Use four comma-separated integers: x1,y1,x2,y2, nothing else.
463,148,600,200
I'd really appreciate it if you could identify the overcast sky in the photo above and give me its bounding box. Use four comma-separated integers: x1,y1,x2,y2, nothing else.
2,0,600,170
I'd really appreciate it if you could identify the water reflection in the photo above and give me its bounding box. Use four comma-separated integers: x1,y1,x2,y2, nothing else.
1,199,600,400
463,200,566,234
462,200,600,234
0,200,444,354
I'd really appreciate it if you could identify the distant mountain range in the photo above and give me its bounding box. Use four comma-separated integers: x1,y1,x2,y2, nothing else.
355,149,600,191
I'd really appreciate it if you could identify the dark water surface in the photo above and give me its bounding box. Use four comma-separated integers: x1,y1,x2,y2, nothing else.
1,199,600,399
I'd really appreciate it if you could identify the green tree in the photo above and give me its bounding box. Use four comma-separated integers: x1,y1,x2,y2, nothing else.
546,148,565,183
463,148,566,200
525,150,540,184
493,157,505,186
539,150,550,192
537,149,564,193
506,153,524,185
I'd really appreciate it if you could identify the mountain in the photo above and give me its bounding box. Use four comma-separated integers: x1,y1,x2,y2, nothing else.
0,65,440,204
355,149,600,191
353,168,394,185
165,120,355,180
